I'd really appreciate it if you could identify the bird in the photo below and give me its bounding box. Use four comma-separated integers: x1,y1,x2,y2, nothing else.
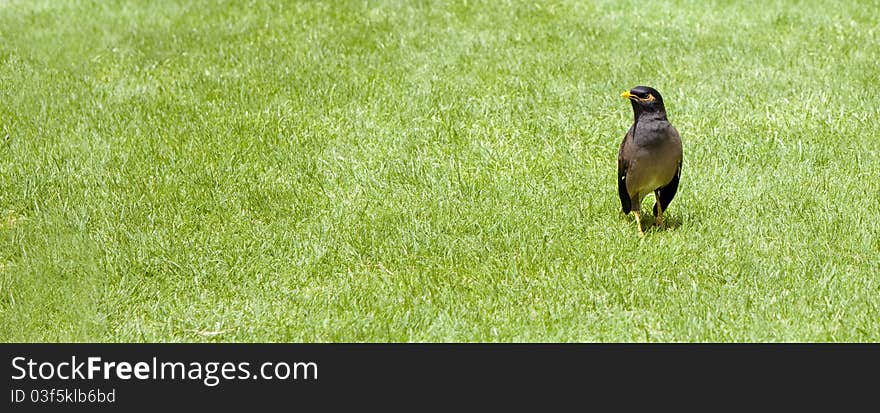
617,86,683,235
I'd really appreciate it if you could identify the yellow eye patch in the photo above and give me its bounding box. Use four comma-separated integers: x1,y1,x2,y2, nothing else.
621,91,656,103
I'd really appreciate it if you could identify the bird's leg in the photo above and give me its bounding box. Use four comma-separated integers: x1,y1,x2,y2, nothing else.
633,210,644,235
654,191,664,228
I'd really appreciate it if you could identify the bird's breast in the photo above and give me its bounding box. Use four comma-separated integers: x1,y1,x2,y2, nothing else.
625,133,682,196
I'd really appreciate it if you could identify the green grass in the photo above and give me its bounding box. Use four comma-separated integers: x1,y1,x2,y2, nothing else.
1,0,878,342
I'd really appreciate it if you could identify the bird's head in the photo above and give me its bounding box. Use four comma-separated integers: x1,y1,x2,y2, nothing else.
621,86,666,118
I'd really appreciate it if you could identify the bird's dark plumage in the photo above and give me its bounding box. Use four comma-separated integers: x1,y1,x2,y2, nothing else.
617,86,682,234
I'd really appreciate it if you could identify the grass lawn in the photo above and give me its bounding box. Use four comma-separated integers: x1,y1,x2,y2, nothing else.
1,0,878,342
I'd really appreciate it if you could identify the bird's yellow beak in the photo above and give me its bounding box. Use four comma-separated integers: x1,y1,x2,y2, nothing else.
621,91,633,99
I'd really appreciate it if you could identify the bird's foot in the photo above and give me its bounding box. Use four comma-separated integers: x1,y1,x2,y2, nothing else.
634,211,645,236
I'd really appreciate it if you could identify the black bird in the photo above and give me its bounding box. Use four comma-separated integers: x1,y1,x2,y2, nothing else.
618,86,683,235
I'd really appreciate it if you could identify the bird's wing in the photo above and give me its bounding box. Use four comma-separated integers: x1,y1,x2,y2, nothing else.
617,128,633,213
